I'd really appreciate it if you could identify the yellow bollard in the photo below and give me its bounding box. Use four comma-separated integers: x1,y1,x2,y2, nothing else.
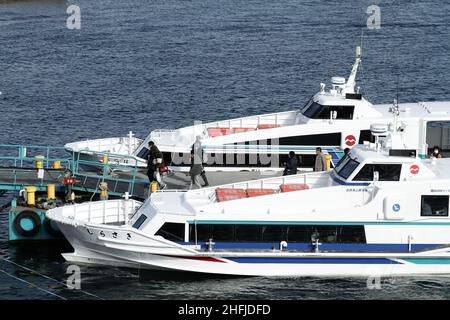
25,186,37,206
150,181,158,193
47,184,56,200
325,154,331,171
35,155,45,169
99,182,108,200
53,160,61,169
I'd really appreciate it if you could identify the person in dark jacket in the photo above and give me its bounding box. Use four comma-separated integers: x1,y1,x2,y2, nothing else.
147,141,167,189
283,151,298,176
191,136,209,186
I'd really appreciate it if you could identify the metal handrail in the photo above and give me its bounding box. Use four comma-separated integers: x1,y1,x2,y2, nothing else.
72,149,143,196
0,144,71,169
0,144,144,197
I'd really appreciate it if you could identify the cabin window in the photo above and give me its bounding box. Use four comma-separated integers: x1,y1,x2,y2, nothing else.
155,223,185,241
231,133,342,147
136,147,150,160
335,156,360,179
337,226,366,243
311,226,338,243
261,226,284,242
359,130,375,144
353,164,402,181
132,215,148,229
191,224,210,242
286,226,311,242
211,224,235,241
188,224,366,243
421,195,449,216
302,101,354,120
278,133,342,146
235,225,261,242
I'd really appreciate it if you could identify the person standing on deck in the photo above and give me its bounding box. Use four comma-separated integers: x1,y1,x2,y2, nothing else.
191,136,209,187
314,147,327,172
430,146,443,159
189,150,203,189
147,141,167,190
283,151,298,176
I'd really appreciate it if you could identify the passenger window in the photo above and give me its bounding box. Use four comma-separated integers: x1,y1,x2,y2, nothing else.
286,226,310,242
189,224,210,242
421,195,449,216
261,226,284,242
211,225,235,241
311,226,338,243
353,164,402,181
235,225,261,242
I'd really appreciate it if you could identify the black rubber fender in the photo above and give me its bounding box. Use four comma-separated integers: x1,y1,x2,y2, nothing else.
43,217,63,238
13,210,41,237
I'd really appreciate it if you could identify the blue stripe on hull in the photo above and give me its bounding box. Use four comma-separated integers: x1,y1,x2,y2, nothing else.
227,257,402,264
180,242,441,252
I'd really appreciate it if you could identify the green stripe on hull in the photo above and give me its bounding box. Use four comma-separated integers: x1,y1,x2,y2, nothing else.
403,259,450,265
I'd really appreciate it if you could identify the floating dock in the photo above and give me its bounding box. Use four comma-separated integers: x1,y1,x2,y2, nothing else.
0,144,150,241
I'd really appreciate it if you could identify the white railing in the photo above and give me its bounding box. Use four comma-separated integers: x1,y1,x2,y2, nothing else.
149,129,177,139
206,110,299,130
67,137,142,155
63,199,143,225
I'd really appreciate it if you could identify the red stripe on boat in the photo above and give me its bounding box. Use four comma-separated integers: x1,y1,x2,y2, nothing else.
164,255,227,263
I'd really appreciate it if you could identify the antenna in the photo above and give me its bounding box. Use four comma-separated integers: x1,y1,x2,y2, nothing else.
358,28,370,100
396,70,399,106
360,29,364,58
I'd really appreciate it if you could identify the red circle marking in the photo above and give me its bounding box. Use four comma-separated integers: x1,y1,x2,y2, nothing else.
345,135,357,147
410,164,420,175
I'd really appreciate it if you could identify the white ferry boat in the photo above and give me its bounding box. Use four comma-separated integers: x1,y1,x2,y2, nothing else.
48,123,450,276
65,47,450,186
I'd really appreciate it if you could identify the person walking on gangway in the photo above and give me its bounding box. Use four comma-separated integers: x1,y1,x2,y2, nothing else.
147,141,167,190
191,136,209,187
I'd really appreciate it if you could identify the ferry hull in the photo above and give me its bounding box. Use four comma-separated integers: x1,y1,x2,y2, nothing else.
55,223,450,277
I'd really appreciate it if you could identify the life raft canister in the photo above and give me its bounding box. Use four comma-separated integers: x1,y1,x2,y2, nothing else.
13,210,41,237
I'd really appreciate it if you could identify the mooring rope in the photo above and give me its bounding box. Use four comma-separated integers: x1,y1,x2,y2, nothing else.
1,258,104,300
0,268,67,300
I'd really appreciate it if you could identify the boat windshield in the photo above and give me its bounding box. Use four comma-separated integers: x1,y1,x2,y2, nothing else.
136,147,150,160
335,154,360,180
301,99,354,120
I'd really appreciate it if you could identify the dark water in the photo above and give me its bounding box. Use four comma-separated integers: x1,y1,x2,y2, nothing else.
1,0,450,299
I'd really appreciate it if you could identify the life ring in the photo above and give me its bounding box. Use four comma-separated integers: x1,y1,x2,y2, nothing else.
43,217,63,237
13,210,41,237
